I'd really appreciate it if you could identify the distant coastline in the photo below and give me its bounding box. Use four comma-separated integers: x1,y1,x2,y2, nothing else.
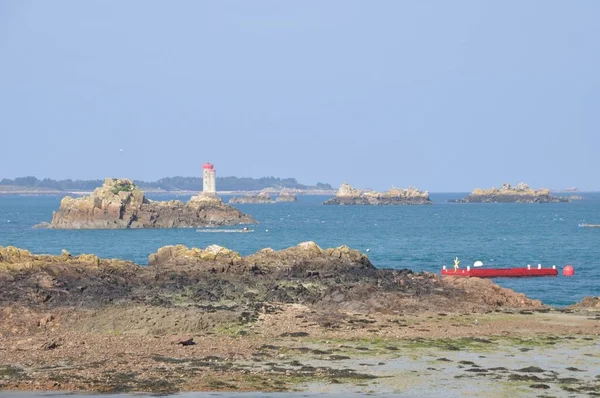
0,177,597,196
0,186,335,196
0,176,334,196
1,186,597,197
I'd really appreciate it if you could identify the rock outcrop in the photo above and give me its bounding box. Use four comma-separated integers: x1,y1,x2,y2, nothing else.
45,178,255,229
451,182,570,203
567,296,600,310
148,241,373,275
229,191,274,204
323,183,431,205
275,190,297,202
1,243,542,314
0,246,139,306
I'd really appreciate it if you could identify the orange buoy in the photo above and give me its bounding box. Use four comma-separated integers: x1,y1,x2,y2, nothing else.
563,265,574,276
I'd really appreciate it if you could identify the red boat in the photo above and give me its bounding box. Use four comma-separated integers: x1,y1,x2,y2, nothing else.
441,258,558,278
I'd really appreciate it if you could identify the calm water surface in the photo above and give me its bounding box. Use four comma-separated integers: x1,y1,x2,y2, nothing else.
1,193,599,306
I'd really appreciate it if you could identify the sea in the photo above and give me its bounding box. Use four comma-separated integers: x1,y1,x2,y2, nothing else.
1,192,599,307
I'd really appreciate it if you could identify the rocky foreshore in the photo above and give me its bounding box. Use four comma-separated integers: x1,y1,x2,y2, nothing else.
1,244,598,394
323,183,432,205
41,178,255,229
451,182,571,203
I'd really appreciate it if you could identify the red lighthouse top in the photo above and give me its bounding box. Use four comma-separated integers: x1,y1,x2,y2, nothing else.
202,163,214,170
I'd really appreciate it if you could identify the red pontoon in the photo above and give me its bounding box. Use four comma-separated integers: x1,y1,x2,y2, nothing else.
441,267,558,278
441,258,558,278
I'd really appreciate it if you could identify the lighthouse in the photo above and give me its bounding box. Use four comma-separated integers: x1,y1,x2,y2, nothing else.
202,163,216,194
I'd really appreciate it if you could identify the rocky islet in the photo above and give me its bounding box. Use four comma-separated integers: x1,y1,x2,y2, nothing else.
229,189,298,204
323,183,432,205
41,178,255,229
451,182,572,203
229,191,275,204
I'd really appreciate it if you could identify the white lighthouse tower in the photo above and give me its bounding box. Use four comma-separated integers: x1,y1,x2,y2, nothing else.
202,162,216,195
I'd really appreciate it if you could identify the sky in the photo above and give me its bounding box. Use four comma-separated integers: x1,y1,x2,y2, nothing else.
0,1,598,191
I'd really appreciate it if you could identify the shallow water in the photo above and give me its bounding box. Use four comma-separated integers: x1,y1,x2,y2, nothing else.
1,192,599,306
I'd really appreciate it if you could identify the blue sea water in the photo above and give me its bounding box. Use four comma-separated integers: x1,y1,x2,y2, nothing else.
0,193,599,306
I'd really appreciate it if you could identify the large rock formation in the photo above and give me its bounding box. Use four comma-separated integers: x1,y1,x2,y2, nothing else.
229,191,274,204
323,183,431,205
451,182,570,203
45,178,255,229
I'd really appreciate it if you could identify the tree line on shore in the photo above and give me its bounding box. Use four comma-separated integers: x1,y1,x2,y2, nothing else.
0,176,332,192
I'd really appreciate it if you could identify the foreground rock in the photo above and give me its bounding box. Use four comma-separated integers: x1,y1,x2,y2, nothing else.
451,182,571,203
324,183,432,205
4,244,597,394
44,178,255,229
229,191,274,204
1,242,540,314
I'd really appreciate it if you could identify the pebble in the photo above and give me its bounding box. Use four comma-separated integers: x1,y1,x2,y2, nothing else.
168,335,194,346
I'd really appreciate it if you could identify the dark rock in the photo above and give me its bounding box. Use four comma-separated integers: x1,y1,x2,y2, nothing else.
509,374,544,382
39,340,61,350
279,332,309,337
517,366,546,373
529,384,551,389
328,355,351,361
168,335,194,346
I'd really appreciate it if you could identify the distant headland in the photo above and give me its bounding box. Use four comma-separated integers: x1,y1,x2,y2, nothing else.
450,182,572,203
37,178,255,229
323,183,432,205
0,175,333,195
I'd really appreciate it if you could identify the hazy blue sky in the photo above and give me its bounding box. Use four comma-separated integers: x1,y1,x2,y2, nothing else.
1,1,598,191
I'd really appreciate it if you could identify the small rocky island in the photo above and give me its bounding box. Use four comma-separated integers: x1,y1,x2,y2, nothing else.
229,189,298,204
229,191,274,204
275,190,297,202
323,183,432,205
451,182,571,203
43,178,255,229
